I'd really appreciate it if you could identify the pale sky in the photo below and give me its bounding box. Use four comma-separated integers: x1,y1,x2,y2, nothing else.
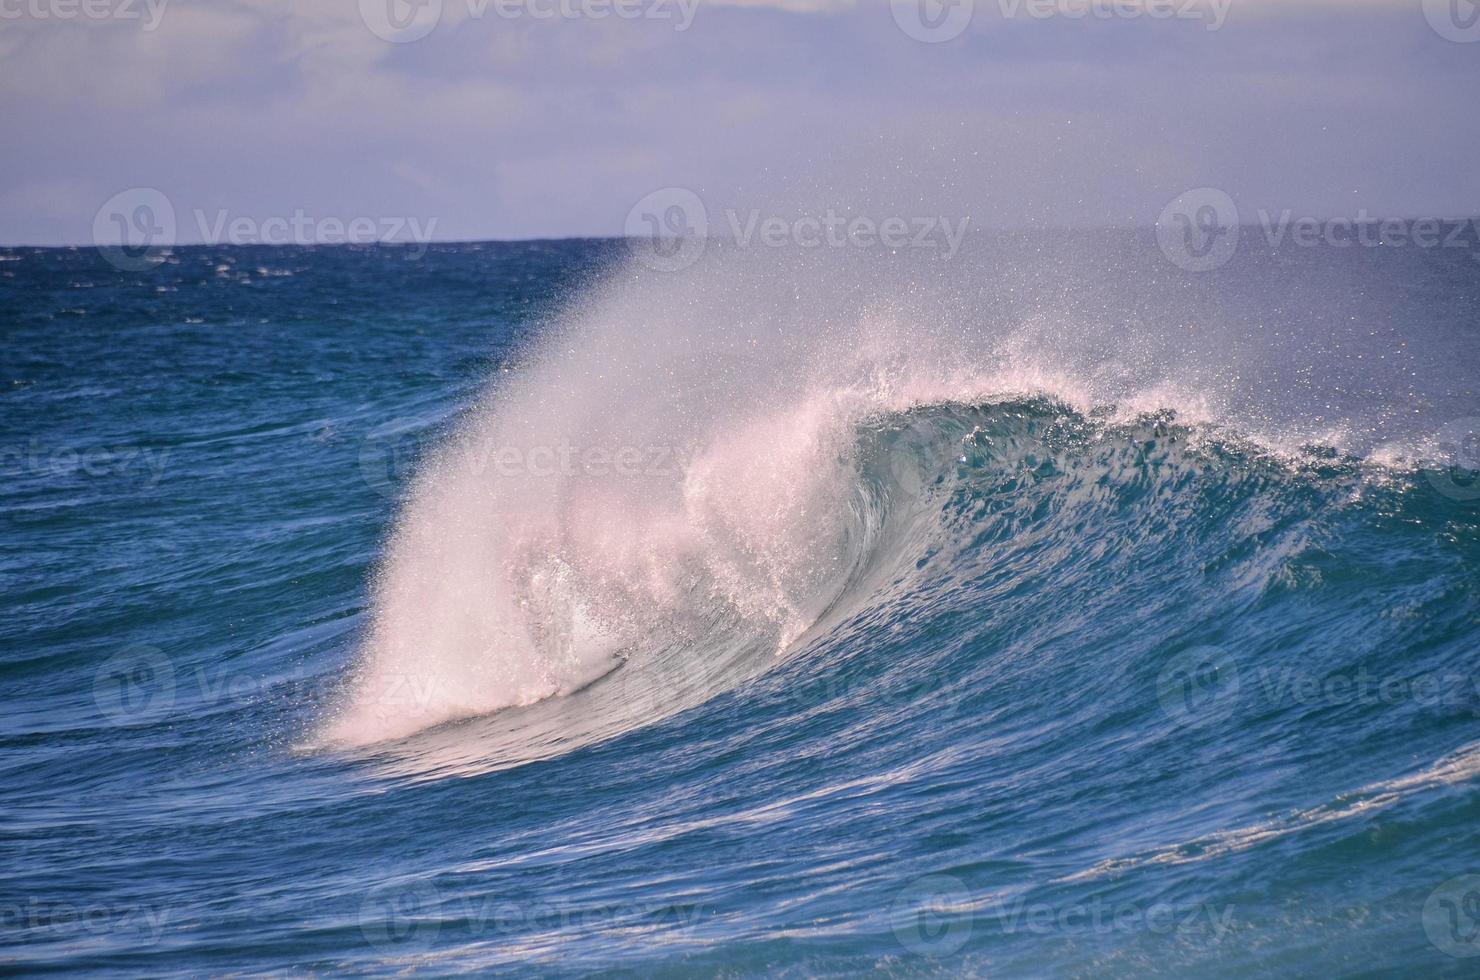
0,0,1476,244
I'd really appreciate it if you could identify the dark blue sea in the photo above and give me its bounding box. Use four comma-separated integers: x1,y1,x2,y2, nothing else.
4,231,1480,976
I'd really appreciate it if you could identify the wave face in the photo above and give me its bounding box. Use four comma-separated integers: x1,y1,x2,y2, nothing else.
324,237,1477,751
7,238,1480,975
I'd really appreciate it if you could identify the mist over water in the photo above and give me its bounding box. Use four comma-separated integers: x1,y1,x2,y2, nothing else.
324,232,1477,748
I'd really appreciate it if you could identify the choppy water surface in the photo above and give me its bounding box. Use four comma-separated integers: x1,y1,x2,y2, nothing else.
4,234,1480,975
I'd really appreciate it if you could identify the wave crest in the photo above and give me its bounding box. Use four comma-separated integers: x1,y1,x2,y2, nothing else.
320,245,1445,749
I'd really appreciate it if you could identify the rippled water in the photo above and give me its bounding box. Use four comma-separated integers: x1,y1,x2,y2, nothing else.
4,235,1480,975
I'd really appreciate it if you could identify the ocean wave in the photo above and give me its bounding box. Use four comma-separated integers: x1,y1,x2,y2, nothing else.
318,246,1470,752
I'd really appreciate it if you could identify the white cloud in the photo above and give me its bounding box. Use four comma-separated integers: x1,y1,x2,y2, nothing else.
0,0,1473,244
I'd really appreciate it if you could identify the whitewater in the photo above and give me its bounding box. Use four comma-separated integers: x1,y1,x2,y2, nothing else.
323,237,1477,757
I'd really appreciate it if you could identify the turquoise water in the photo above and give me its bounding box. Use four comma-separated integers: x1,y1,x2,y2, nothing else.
3,235,1480,975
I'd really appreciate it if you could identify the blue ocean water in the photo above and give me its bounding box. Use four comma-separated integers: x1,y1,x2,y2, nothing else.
3,234,1480,976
